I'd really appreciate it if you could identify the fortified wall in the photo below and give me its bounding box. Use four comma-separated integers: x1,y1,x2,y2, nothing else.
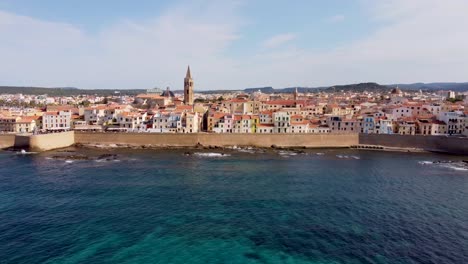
1,132,467,154
74,132,359,148
12,131,75,151
359,134,468,155
0,134,15,149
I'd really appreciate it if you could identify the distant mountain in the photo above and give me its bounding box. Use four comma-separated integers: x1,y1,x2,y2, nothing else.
241,83,390,94
0,86,145,96
1,82,467,96
389,82,468,92
321,82,390,93
244,87,275,93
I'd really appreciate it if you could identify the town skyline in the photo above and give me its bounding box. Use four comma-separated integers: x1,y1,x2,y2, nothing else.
1,0,468,90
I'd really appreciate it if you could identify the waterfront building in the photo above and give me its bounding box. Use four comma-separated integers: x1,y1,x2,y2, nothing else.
183,112,200,133
397,119,417,135
378,118,394,134
257,124,274,133
0,116,37,133
213,114,234,133
437,111,464,135
308,123,331,133
118,112,147,131
273,111,291,133
290,115,309,133
151,112,182,133
42,110,72,131
362,115,376,134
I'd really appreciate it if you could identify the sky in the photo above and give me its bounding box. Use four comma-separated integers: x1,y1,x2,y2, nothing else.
0,0,467,90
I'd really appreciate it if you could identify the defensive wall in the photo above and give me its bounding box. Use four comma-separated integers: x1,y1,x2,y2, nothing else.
0,134,15,149
359,134,468,155
1,132,467,154
74,132,359,148
12,131,75,151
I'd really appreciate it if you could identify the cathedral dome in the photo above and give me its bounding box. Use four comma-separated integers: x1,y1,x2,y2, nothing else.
161,87,175,98
390,87,402,95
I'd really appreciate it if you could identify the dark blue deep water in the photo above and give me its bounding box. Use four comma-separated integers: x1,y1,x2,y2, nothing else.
0,148,467,264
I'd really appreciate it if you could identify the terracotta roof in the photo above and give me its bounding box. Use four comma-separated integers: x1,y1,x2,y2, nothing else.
263,100,296,105
291,121,308,125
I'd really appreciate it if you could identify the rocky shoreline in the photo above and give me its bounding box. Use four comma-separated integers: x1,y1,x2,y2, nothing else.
74,142,430,154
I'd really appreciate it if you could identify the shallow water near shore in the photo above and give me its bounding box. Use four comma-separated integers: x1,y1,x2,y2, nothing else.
1,148,467,263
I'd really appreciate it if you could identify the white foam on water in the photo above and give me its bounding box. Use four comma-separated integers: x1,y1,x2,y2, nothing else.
16,151,37,155
316,153,325,156
418,161,433,165
237,149,255,154
194,152,230,157
278,151,297,156
440,164,468,171
336,155,344,158
351,156,361,160
65,160,73,163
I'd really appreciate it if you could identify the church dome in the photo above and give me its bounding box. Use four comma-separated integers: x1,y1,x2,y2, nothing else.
391,87,402,94
161,87,175,97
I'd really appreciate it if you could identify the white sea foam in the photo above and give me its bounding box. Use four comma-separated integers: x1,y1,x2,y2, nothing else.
65,160,74,163
194,152,230,157
440,164,468,171
418,161,433,165
237,149,255,154
16,150,37,155
279,151,297,156
316,153,325,156
336,155,344,158
351,156,361,160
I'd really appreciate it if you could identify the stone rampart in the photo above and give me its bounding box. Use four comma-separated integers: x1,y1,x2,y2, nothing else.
359,134,468,155
12,131,75,151
75,132,359,148
0,134,15,149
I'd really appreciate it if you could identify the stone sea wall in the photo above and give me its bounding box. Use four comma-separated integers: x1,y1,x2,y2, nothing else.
2,132,466,154
13,131,75,151
0,134,15,149
75,132,359,148
359,134,468,155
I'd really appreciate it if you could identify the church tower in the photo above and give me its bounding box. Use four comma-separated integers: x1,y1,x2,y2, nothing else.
184,66,194,105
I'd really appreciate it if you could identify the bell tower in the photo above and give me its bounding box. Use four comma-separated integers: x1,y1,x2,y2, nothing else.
184,66,194,105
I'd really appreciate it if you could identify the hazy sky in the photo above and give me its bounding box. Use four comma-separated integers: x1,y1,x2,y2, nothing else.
0,0,467,90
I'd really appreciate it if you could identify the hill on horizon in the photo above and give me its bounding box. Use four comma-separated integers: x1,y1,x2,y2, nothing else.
1,82,467,96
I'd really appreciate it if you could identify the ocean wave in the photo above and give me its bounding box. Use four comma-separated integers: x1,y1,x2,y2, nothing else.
418,161,433,165
194,152,230,157
278,151,298,156
336,154,360,160
237,149,255,154
418,160,468,171
16,150,38,155
439,164,468,171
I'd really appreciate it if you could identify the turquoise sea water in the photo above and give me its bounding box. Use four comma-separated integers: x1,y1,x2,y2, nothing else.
0,148,467,264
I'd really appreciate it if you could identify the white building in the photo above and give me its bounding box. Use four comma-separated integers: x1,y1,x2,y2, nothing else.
42,110,72,131
437,111,464,135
